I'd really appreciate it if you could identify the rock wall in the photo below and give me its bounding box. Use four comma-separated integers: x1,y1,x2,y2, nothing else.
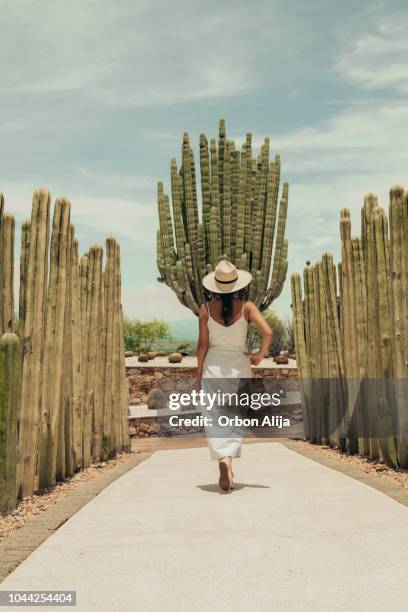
128,415,204,438
127,365,299,406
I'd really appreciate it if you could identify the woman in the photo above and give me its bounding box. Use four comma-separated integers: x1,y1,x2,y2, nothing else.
197,260,273,492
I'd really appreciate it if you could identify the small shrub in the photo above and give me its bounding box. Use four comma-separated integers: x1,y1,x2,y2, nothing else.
247,309,288,356
176,342,190,353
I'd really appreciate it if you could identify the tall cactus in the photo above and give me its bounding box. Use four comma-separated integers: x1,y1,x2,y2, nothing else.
0,333,20,515
38,197,71,489
292,185,407,468
61,225,75,479
71,234,83,471
361,193,380,460
0,187,129,514
291,273,311,440
19,221,31,342
2,213,15,334
81,245,104,466
371,206,399,468
339,209,359,453
18,188,50,498
100,237,130,457
157,120,289,313
92,246,104,462
0,195,4,336
389,187,408,467
119,302,130,453
114,241,130,453
103,238,116,457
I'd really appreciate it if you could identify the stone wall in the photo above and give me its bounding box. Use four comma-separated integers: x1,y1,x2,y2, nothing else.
128,414,205,438
127,365,299,406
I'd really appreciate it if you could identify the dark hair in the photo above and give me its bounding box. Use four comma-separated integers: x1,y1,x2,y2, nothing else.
208,288,248,326
219,293,233,326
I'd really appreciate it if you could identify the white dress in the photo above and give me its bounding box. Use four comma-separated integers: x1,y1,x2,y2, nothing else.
202,301,252,460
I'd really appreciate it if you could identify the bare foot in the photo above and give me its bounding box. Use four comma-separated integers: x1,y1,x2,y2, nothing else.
218,458,232,492
230,464,235,489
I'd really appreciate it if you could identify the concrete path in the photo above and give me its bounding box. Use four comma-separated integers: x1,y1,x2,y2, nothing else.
2,443,408,611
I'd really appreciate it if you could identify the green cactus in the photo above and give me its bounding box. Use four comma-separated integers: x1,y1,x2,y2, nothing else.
290,273,311,440
19,220,31,343
18,188,51,498
293,255,347,448
103,237,116,457
82,244,104,466
0,186,129,509
38,197,71,489
321,252,345,447
115,242,130,453
0,333,21,515
361,193,380,460
292,187,407,468
61,225,74,480
0,195,4,336
157,120,289,312
102,237,129,456
371,206,399,468
79,251,91,466
389,186,408,467
2,213,15,334
321,253,343,379
70,233,82,472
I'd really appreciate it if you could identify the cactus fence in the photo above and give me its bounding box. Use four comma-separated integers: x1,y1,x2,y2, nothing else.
0,188,130,515
291,186,408,469
157,119,289,314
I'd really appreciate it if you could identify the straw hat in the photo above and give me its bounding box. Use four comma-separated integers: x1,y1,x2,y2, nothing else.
202,260,252,294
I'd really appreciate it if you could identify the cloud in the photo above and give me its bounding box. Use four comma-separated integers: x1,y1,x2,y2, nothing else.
3,1,408,323
250,101,408,179
246,93,408,316
0,2,272,108
79,168,155,191
336,13,408,91
71,195,157,245
144,132,183,151
122,283,191,320
0,182,157,246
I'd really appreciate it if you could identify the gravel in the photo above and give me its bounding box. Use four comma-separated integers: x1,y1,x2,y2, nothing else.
0,453,135,541
293,440,408,489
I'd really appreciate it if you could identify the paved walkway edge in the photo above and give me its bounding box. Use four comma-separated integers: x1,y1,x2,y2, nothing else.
0,452,150,582
281,439,408,507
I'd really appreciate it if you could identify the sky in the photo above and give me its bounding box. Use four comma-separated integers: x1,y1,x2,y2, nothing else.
1,0,408,331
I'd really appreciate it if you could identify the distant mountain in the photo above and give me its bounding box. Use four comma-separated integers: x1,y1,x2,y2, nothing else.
168,318,198,341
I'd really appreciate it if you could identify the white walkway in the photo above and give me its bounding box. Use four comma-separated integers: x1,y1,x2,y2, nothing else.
2,443,408,611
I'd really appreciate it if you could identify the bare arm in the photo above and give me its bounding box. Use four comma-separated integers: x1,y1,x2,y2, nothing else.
244,301,273,365
197,304,209,378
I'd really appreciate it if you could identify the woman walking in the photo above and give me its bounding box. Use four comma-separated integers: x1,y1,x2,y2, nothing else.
197,260,273,492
